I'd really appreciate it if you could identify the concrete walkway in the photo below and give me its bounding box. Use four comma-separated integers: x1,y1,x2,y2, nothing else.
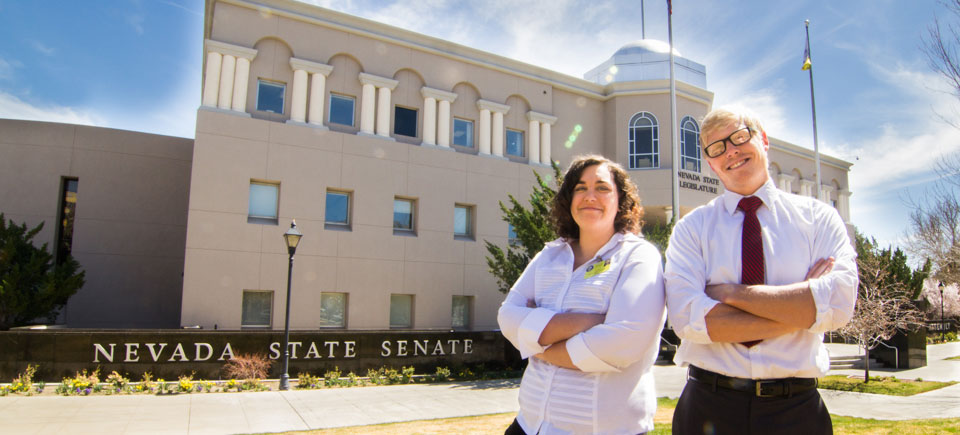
0,343,957,434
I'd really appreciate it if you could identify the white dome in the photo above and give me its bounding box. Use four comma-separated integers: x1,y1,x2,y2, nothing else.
614,39,681,57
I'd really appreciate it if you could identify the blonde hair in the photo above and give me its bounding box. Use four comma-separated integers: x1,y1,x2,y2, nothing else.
700,107,765,145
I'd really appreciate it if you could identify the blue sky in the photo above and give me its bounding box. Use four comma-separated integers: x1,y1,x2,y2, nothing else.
0,0,956,257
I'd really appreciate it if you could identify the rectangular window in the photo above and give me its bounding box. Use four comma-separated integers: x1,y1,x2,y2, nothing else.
393,197,415,233
394,106,418,137
452,295,473,330
453,118,474,148
454,204,473,239
319,292,347,328
256,80,285,114
325,190,351,229
329,94,355,126
241,290,273,328
389,294,413,328
56,178,78,265
508,223,519,247
506,129,524,157
248,181,279,223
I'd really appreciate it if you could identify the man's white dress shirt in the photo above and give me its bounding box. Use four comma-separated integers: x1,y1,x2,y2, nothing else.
498,232,666,434
665,179,858,380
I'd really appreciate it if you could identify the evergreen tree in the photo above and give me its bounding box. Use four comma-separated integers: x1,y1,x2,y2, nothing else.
0,214,85,329
485,164,561,294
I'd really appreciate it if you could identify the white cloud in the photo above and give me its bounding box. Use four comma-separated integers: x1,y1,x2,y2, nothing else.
0,91,103,126
30,40,55,56
0,56,22,80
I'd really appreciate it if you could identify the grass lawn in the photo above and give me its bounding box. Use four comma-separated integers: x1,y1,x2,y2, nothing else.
818,375,956,396
280,397,960,434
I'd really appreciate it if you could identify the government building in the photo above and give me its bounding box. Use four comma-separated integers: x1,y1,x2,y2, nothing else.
0,0,852,333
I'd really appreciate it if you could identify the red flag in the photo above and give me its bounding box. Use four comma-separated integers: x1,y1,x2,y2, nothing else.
667,0,672,15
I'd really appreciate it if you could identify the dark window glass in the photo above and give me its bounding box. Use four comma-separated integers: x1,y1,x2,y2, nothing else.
325,191,350,225
256,80,285,114
56,178,78,265
329,94,355,126
394,106,418,137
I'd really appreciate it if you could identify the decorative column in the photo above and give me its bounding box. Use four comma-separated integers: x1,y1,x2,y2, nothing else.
376,87,392,137
231,57,251,112
202,52,222,107
527,111,557,165
289,68,309,123
360,82,376,134
477,100,510,156
202,40,257,112
422,96,437,145
478,108,491,155
218,54,236,110
288,58,333,126
541,122,553,165
358,73,398,138
777,173,794,193
420,87,458,147
838,190,851,222
800,179,816,197
527,117,540,164
491,111,505,156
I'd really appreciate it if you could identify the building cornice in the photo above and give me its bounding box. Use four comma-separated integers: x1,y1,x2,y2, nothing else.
527,111,557,124
289,57,333,76
204,39,258,60
477,99,511,114
358,73,399,90
421,87,457,102
206,0,715,103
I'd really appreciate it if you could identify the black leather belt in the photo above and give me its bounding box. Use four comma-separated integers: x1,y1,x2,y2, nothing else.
688,365,818,398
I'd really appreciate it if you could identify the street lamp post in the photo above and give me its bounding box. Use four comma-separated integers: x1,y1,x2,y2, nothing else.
940,282,945,343
279,220,302,391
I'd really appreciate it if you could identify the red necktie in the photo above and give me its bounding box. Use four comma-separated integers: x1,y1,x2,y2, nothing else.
738,196,764,347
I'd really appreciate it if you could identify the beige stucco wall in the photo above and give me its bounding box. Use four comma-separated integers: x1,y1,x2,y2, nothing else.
0,119,193,328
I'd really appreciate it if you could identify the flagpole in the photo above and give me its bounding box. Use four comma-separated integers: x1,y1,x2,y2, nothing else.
805,19,822,201
669,0,679,223
641,0,645,39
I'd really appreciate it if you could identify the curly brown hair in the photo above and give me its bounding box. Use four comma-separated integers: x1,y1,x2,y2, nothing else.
550,155,643,240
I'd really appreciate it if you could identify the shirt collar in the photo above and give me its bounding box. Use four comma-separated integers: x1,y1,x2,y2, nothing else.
550,231,634,259
721,178,778,215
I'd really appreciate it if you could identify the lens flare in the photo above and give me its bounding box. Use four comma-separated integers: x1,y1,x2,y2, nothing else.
608,65,619,74
564,124,583,149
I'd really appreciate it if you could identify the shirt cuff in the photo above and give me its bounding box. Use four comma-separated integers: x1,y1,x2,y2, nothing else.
566,333,619,372
684,297,720,343
516,307,555,358
807,277,832,331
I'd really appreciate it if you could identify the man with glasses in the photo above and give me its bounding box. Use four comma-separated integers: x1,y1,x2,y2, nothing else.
664,107,857,434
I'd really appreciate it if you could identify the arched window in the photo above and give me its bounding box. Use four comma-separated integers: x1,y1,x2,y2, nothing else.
628,112,659,169
680,116,701,173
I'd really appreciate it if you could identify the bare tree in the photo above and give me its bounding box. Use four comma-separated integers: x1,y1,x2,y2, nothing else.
840,235,925,382
923,0,960,127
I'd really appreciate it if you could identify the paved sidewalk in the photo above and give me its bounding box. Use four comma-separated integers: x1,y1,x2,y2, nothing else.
0,343,957,434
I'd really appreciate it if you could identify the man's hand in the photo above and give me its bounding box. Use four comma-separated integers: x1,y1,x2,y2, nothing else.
705,257,836,304
806,257,835,280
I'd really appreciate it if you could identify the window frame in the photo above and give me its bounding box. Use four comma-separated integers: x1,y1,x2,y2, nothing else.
452,117,475,149
628,112,660,169
393,197,417,235
393,105,419,138
328,93,356,127
241,290,274,329
319,292,348,329
255,79,286,114
248,180,280,224
680,116,702,173
505,129,525,158
451,295,474,330
324,189,352,230
453,203,474,240
389,294,414,329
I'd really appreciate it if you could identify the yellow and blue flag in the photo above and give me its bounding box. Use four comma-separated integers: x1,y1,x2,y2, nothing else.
802,38,812,71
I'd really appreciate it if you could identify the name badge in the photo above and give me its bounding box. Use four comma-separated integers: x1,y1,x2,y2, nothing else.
584,259,610,279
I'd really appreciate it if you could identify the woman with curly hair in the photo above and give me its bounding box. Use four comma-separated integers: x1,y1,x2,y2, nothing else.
498,155,667,434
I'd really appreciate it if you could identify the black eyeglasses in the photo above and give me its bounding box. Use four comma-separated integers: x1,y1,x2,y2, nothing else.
703,127,753,158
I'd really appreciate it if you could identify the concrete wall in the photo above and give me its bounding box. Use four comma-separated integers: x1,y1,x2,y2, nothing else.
0,119,193,328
